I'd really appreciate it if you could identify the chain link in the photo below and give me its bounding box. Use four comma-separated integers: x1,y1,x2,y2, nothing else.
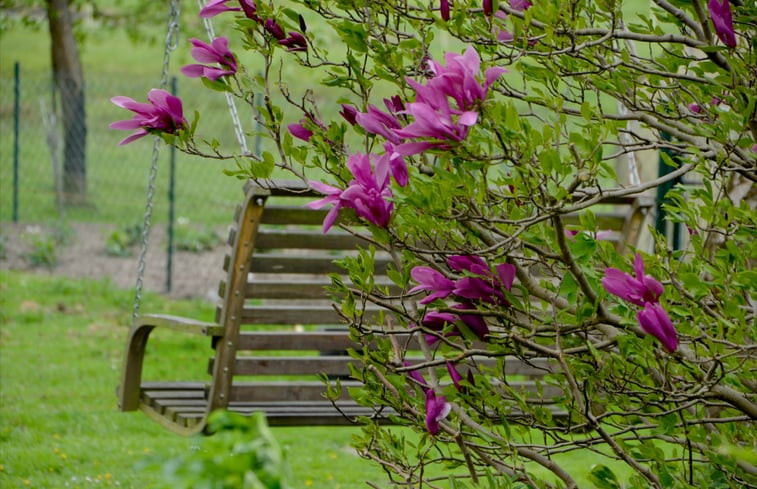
132,0,181,323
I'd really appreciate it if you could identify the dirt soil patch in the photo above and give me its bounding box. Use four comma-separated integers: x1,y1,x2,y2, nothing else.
1,222,227,302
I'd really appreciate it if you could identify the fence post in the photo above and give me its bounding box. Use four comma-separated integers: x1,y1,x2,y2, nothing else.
166,76,177,293
13,61,20,222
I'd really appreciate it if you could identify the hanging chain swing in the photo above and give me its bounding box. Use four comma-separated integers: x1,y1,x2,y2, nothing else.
131,0,181,322
132,0,249,322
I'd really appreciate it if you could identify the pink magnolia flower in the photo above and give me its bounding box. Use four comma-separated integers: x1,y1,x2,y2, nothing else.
308,152,393,232
708,0,737,48
637,302,678,352
425,389,452,435
688,103,701,113
409,266,455,304
602,253,664,307
752,143,757,154
110,89,186,145
181,37,237,82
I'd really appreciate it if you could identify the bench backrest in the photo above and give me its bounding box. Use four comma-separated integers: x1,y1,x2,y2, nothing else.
205,181,653,417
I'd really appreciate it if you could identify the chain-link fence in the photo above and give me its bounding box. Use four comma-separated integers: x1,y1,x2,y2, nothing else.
0,63,267,295
0,64,261,228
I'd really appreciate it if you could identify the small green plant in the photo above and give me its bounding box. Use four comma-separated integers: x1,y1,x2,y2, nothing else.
149,411,291,489
105,222,143,256
25,234,58,268
174,217,220,252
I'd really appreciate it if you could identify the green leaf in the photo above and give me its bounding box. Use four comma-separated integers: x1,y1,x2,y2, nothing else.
588,464,621,489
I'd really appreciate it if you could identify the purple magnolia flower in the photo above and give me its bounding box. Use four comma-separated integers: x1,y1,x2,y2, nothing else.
752,143,757,154
181,37,237,81
409,266,455,304
637,302,678,352
199,0,258,20
404,361,428,388
382,144,409,187
688,103,701,113
288,121,313,142
355,104,404,144
279,32,308,52
602,253,664,307
308,153,393,232
423,47,506,112
424,389,452,435
422,311,460,345
199,0,240,18
447,361,475,392
452,303,490,340
110,89,187,145
288,114,326,143
708,0,737,48
440,0,450,20
483,0,493,15
446,255,515,305
509,0,532,11
264,19,286,40
306,181,344,233
340,104,358,125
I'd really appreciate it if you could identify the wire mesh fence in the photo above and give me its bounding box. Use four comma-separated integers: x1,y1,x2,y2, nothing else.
0,65,259,228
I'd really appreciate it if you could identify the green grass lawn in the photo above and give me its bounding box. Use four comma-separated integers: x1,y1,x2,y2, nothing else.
0,270,385,489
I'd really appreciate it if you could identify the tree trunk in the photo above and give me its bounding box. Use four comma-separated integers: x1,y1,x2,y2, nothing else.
46,0,87,205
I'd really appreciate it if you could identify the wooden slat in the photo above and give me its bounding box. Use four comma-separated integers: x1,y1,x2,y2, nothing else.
230,380,359,402
233,356,355,376
239,304,383,325
249,253,390,275
255,229,369,250
236,331,362,351
261,206,329,225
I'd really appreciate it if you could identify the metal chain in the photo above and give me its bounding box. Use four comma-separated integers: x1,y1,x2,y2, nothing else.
132,0,181,322
198,0,249,154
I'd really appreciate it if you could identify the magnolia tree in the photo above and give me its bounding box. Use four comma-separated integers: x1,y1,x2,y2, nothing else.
112,0,756,487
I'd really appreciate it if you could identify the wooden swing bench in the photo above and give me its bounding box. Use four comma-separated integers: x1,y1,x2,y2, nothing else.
118,180,654,435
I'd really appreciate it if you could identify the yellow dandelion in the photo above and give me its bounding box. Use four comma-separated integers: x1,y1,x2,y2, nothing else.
305,480,313,487
61,453,67,460
23,480,30,486
0,464,4,471
144,447,151,454
328,452,337,460
54,447,60,454
105,473,112,480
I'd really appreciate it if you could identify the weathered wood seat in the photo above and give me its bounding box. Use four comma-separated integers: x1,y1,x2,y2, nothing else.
118,180,654,435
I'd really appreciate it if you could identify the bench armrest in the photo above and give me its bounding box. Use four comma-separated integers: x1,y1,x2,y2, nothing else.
118,314,222,412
